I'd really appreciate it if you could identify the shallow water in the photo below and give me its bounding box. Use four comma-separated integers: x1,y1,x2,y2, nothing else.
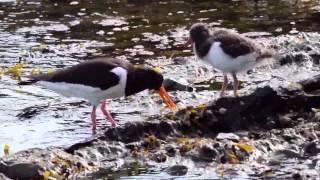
1,0,320,178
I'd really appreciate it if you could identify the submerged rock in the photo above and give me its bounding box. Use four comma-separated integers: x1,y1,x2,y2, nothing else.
303,141,320,155
0,161,43,180
151,151,167,163
165,165,188,176
163,79,193,92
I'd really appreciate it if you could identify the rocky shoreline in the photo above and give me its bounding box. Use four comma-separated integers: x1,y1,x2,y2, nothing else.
1,32,320,179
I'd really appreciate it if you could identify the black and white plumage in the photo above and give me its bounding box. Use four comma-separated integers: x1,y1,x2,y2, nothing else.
19,58,176,130
186,23,275,97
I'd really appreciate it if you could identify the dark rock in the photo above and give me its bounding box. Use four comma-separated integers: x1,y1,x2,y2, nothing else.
104,121,175,143
142,135,161,149
65,138,97,154
0,161,43,180
165,144,176,157
280,52,311,65
299,74,320,93
186,144,218,162
152,151,167,163
165,165,188,176
303,142,320,155
292,173,303,180
199,78,320,132
172,57,189,65
163,79,193,92
198,144,218,161
278,115,293,128
200,109,218,126
16,105,48,119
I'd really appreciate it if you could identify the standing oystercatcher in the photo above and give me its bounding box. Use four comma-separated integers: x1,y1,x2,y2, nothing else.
186,23,275,97
19,58,176,130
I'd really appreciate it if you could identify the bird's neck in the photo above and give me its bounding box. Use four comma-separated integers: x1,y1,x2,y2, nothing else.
194,37,212,58
125,70,149,96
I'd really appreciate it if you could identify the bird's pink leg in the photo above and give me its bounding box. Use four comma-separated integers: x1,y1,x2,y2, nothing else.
220,73,228,97
91,106,97,130
100,101,116,127
232,72,239,97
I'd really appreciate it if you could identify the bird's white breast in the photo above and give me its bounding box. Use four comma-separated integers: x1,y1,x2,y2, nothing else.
198,42,257,73
37,67,128,105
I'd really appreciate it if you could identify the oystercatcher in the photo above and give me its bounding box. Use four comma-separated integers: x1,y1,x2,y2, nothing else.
186,23,275,97
19,58,176,130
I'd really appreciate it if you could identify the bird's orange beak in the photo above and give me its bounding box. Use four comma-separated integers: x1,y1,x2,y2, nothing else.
158,86,177,111
184,37,193,48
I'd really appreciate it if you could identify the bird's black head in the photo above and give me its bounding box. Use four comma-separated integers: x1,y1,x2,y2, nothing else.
125,67,163,96
126,66,177,111
189,23,210,43
142,68,163,90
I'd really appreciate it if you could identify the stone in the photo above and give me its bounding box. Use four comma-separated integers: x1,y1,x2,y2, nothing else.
303,142,320,155
216,133,240,141
272,149,301,160
0,161,43,180
165,144,176,157
163,79,193,92
198,144,218,162
0,173,10,180
165,165,188,176
152,152,167,163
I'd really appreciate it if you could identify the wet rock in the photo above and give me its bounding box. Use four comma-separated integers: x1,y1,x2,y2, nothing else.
65,138,97,154
185,144,218,162
165,144,176,157
0,161,43,180
172,57,189,65
16,105,48,119
278,115,293,128
165,165,188,176
142,135,161,149
200,79,320,132
292,173,303,180
272,149,301,160
198,144,218,161
163,79,193,92
125,142,142,151
216,133,240,141
200,109,218,126
104,121,175,143
151,151,167,163
0,173,10,180
299,74,320,93
303,141,320,155
218,108,227,114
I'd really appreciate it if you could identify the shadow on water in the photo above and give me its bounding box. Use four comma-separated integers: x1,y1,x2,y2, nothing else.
1,0,320,179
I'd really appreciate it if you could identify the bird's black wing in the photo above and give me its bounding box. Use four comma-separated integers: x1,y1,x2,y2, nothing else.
213,30,255,58
24,58,131,90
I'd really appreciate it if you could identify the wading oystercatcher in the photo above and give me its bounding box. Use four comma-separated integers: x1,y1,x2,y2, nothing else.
19,58,176,130
186,23,275,97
